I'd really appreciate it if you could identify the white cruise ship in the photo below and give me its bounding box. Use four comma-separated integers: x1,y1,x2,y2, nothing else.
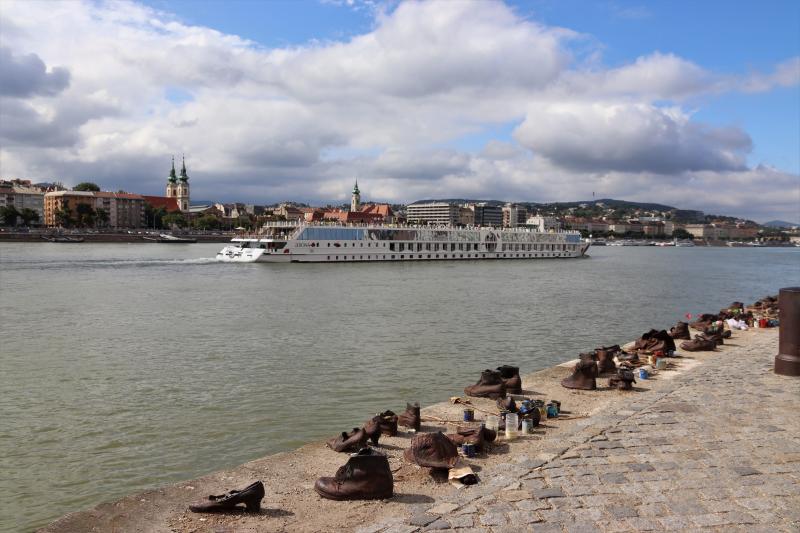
216,221,589,263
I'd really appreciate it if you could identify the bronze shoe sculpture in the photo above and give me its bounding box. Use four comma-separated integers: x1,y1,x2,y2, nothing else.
634,329,676,354
189,481,264,513
314,448,393,501
496,396,517,413
608,369,636,391
496,365,522,394
363,415,382,446
446,425,496,452
561,358,598,390
697,332,724,346
403,431,458,469
680,337,717,352
690,313,718,331
378,410,398,436
594,348,617,374
464,369,507,399
668,321,691,340
327,427,368,453
398,402,421,432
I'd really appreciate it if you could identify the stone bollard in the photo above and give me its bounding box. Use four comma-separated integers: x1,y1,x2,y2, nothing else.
774,286,800,376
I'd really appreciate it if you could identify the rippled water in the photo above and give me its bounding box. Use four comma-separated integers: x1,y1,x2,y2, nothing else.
1,242,798,532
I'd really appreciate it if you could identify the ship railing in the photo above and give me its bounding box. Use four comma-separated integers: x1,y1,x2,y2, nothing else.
252,220,579,234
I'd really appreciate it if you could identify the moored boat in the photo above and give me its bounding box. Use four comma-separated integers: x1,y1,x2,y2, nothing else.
216,221,589,263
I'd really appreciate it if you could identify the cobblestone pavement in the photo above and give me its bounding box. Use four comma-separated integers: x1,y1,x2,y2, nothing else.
359,331,800,532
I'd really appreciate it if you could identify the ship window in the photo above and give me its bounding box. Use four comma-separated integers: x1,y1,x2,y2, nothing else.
391,255,395,259
328,256,330,260
390,243,396,251
435,254,439,258
361,243,363,247
450,243,455,251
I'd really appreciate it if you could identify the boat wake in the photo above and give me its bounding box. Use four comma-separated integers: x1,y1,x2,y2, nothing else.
1,257,219,270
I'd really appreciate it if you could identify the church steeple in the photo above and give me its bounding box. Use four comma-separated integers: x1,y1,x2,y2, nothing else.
179,155,189,182
351,179,361,212
168,157,177,183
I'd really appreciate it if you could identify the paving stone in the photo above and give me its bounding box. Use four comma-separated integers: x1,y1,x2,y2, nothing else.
533,487,565,499
422,519,451,531
515,499,551,511
445,515,473,528
478,512,506,527
408,513,437,527
428,503,459,515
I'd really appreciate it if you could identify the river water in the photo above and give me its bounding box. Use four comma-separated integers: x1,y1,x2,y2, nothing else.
1,242,798,531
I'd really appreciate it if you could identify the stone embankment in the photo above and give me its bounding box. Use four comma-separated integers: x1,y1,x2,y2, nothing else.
42,328,799,533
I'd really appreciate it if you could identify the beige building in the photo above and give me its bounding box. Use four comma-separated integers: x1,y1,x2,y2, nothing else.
44,191,145,228
458,206,475,226
502,203,528,228
406,202,460,225
0,180,45,224
526,216,561,232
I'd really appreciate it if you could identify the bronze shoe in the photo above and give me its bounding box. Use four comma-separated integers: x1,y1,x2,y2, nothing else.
314,448,393,501
397,402,421,432
496,365,522,394
326,427,368,453
378,410,398,436
363,415,382,446
668,321,691,340
403,431,458,469
464,369,506,399
446,425,496,452
561,359,598,390
189,481,264,513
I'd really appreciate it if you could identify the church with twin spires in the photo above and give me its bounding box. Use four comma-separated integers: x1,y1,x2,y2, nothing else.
165,156,190,212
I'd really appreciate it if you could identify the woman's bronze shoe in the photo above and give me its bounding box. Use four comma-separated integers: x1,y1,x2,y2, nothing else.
189,481,265,513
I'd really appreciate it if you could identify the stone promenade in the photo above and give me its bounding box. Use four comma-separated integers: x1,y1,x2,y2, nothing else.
360,330,800,533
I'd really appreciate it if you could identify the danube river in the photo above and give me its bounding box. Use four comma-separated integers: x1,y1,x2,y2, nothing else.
1,242,798,532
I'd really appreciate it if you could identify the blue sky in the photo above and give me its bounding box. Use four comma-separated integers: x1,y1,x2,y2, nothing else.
3,0,799,221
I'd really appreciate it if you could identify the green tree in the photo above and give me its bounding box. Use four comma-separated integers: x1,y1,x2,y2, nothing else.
94,208,110,228
55,206,72,227
144,204,167,229
73,182,100,191
162,212,187,228
0,205,20,226
75,203,95,227
672,228,692,240
19,208,40,226
193,214,221,230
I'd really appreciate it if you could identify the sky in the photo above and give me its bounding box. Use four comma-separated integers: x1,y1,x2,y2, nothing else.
1,0,798,222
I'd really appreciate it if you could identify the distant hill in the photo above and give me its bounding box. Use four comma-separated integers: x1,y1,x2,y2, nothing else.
764,220,798,229
409,197,677,211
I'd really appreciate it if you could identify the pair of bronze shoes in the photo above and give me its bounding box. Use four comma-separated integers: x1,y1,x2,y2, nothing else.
446,425,497,452
464,365,522,399
327,410,398,452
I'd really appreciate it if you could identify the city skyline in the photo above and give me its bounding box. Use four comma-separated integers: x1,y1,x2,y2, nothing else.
1,0,798,222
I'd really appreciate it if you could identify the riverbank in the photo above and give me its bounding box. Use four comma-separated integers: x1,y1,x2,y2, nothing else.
41,327,798,532
0,232,232,243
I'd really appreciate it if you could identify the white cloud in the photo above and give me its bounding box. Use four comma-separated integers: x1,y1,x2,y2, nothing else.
0,0,797,222
513,101,751,173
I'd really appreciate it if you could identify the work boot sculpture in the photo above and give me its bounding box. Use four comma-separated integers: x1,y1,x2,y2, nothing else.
464,369,507,399
561,358,598,390
315,448,393,501
398,402,421,432
496,365,522,394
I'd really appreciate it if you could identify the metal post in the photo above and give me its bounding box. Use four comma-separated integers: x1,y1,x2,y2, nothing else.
775,286,800,376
